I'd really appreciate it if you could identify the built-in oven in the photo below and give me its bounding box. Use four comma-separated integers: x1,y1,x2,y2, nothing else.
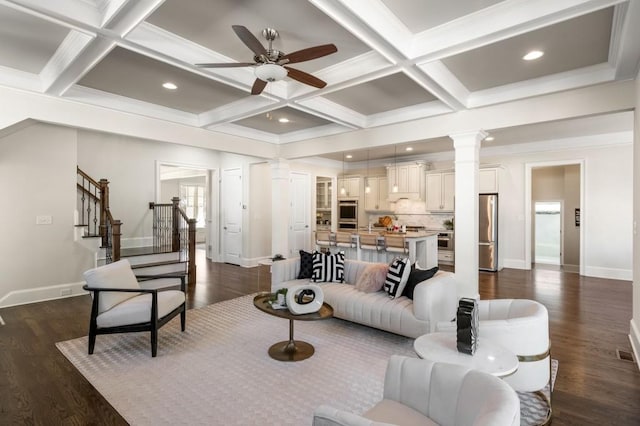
437,231,454,250
338,200,358,230
437,230,454,264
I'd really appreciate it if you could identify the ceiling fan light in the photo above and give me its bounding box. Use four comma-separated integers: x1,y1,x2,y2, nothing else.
254,63,287,82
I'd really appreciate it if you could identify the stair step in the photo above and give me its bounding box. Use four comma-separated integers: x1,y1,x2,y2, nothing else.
131,260,187,269
130,260,187,276
82,234,101,238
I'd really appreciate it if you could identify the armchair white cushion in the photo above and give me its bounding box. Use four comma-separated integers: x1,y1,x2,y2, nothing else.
83,259,187,357
313,355,520,426
436,298,551,392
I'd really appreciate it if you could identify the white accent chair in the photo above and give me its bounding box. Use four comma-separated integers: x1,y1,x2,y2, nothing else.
313,355,520,426
437,299,552,421
82,259,187,357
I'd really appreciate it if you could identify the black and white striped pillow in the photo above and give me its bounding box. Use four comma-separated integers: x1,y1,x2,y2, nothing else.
384,257,411,299
311,251,345,283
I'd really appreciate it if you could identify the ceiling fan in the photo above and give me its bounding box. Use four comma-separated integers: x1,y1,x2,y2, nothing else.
196,25,337,95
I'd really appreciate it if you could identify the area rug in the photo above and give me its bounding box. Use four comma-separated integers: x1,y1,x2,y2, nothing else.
57,295,555,425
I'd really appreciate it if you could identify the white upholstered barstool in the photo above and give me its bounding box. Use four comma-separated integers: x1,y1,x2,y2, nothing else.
315,230,334,252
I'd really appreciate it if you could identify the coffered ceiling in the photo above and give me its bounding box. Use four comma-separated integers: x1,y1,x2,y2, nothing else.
0,0,638,162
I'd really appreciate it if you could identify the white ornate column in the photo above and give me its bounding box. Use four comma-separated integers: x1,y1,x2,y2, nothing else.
270,159,290,258
450,130,487,300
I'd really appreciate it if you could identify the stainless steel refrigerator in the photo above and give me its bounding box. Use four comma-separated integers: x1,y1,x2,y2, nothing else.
479,194,498,271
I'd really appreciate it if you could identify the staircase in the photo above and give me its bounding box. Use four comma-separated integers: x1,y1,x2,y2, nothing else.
76,167,196,287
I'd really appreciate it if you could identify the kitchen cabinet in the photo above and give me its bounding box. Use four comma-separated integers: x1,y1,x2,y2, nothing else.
316,179,332,209
425,171,455,212
338,176,360,199
364,176,390,211
479,168,499,193
387,162,425,200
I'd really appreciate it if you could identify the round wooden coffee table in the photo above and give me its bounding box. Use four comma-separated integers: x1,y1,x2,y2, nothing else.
414,332,518,378
253,293,333,362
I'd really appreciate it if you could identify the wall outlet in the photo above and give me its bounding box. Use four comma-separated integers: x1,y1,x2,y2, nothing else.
36,215,52,225
60,288,72,296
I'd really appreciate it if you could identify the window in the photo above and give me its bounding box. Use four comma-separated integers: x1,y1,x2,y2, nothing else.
180,184,206,228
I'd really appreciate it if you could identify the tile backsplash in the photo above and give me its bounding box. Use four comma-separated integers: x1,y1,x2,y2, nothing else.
366,199,453,230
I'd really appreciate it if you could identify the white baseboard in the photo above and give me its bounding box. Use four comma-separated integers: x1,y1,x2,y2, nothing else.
630,320,640,372
0,281,87,308
563,263,580,273
502,258,529,269
583,266,632,281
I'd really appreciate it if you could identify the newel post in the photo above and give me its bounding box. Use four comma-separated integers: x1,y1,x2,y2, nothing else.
99,179,110,246
171,197,180,252
187,218,197,285
112,220,122,262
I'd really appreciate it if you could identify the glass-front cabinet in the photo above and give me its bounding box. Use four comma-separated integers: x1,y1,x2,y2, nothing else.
316,177,333,230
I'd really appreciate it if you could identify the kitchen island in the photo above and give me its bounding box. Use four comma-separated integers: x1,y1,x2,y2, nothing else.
325,230,438,268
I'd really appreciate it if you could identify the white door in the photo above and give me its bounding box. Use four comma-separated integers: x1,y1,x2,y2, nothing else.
222,168,243,265
290,172,311,257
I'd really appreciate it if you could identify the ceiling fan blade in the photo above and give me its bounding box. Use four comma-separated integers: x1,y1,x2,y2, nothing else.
251,78,268,95
196,62,256,68
285,66,327,89
279,44,337,64
232,25,267,57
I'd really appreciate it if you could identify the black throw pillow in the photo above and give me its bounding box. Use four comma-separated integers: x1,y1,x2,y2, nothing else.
402,265,439,300
298,250,315,279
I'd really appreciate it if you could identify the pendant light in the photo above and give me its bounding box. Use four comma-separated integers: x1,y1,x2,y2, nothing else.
392,145,399,193
340,152,346,195
364,150,371,194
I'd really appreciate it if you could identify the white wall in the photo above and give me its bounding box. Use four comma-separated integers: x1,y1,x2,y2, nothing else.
248,162,272,260
77,130,221,247
631,72,640,364
483,142,633,279
0,123,94,307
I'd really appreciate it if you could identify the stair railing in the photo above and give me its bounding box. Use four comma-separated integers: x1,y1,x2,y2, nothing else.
77,167,121,262
149,197,196,285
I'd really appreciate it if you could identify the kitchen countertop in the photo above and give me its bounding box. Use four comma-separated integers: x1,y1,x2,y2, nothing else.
355,231,438,238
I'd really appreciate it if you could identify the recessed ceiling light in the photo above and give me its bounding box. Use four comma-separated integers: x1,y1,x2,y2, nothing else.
405,147,413,152
522,50,544,61
278,117,289,123
162,82,177,90
345,154,353,159
485,136,495,141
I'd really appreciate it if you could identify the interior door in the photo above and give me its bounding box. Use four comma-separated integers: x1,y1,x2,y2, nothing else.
222,167,243,265
290,172,311,257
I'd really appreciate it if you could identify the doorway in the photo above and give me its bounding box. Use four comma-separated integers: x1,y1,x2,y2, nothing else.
157,163,215,259
525,161,583,274
534,201,562,265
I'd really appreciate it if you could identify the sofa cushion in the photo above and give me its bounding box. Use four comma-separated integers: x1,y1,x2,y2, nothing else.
384,257,410,299
298,250,315,279
403,265,439,300
312,251,345,283
355,263,388,293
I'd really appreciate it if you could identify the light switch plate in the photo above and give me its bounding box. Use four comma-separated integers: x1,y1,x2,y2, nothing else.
36,215,52,225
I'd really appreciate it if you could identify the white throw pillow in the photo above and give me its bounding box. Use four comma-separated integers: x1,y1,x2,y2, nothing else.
384,257,411,299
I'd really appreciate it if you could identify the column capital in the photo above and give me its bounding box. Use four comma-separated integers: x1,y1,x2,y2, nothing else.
449,129,488,148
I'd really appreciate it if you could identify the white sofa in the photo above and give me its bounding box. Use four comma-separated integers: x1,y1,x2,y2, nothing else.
313,355,521,426
270,257,458,338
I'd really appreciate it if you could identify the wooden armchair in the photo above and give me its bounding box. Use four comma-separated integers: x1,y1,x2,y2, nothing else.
82,259,187,357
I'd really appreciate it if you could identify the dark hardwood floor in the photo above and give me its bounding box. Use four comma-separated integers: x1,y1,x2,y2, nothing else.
1,251,638,425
